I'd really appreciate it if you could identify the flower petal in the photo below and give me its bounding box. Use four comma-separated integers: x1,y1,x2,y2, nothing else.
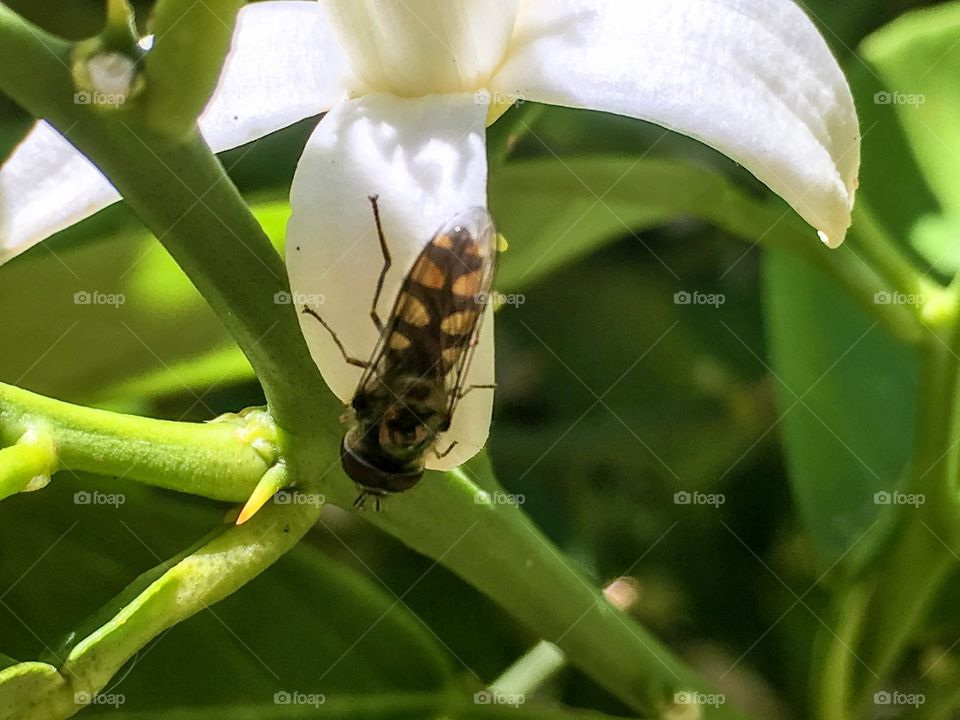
0,1,347,264
492,0,860,247
325,0,520,96
286,92,493,471
0,122,120,265
199,0,349,151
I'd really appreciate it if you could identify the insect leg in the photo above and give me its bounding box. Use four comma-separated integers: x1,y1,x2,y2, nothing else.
434,441,458,459
352,489,383,511
457,383,497,400
301,305,369,369
368,195,390,334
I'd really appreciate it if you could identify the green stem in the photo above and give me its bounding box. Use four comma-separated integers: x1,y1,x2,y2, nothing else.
1,501,320,720
0,429,56,500
308,455,746,719
853,330,960,712
491,640,566,698
812,582,871,720
0,382,270,501
850,203,929,301
0,5,783,718
142,0,246,138
0,4,330,432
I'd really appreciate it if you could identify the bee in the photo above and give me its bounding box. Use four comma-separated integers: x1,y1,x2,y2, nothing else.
302,196,498,509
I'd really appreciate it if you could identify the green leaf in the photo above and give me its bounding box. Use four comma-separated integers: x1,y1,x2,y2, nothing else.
490,156,764,291
763,248,918,565
0,200,288,404
857,2,960,277
861,3,960,217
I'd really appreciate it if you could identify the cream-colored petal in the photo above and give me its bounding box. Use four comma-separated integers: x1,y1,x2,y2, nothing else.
199,0,349,150
0,122,120,265
493,0,860,247
286,92,494,471
324,0,520,96
0,1,347,263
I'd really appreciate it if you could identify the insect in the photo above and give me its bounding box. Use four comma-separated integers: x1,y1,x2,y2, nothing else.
302,196,499,509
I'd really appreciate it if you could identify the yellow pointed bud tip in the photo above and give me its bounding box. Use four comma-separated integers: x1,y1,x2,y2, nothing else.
236,463,288,525
235,498,263,526
236,483,275,525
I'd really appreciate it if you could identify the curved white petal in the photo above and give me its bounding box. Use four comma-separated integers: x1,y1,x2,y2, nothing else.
287,92,493,471
325,0,520,96
0,1,346,264
0,122,120,264
199,0,349,150
493,0,860,247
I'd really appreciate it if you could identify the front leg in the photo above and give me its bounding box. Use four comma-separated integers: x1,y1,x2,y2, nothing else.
301,305,369,369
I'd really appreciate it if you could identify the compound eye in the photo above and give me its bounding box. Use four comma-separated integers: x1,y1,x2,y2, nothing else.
352,394,369,413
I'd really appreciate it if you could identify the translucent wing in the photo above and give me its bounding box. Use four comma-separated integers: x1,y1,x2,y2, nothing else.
354,207,498,423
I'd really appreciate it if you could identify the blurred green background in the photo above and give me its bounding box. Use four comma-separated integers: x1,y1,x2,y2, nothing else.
0,0,953,718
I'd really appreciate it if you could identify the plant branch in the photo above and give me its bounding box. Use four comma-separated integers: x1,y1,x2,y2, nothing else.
852,326,960,711
0,500,320,720
0,3,331,431
0,382,271,501
308,454,747,719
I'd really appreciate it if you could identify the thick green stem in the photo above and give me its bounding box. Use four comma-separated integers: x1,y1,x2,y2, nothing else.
306,456,745,719
0,382,270,501
143,0,246,137
0,501,319,720
0,4,330,432
853,331,960,712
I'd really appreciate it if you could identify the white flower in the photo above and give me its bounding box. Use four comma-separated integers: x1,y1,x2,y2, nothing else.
0,0,860,469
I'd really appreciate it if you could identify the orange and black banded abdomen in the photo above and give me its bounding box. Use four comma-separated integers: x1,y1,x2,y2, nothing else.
385,214,496,380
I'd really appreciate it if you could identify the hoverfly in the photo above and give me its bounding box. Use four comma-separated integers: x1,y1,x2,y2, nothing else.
302,196,498,509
